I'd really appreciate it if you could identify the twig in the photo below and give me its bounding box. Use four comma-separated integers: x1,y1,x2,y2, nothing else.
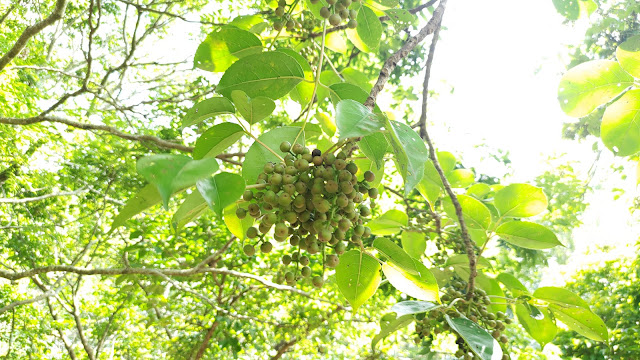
418,12,442,139
0,0,69,72
193,321,220,360
414,1,477,298
364,0,447,110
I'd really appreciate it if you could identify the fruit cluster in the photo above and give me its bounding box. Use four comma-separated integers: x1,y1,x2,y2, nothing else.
414,281,511,360
238,142,377,288
315,0,359,28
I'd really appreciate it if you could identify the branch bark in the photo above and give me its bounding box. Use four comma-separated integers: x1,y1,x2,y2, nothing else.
414,1,478,298
0,0,69,72
364,0,447,110
193,321,219,360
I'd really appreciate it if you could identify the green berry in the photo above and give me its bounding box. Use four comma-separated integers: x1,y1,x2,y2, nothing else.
280,141,291,152
243,244,256,256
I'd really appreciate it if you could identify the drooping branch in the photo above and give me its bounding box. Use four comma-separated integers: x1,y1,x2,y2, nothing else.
364,0,447,110
309,0,438,38
0,0,69,72
0,188,88,204
414,3,478,298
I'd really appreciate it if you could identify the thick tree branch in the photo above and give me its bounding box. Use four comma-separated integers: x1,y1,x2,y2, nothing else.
0,0,69,72
309,0,438,38
414,2,477,298
364,0,447,110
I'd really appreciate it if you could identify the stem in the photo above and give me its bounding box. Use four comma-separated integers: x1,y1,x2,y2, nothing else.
267,0,301,50
293,20,327,145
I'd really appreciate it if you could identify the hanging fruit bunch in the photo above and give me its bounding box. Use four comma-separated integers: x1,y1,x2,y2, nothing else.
238,142,377,288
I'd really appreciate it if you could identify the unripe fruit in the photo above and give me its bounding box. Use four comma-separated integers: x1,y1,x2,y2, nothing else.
274,21,284,31
243,190,253,201
275,6,285,16
312,276,324,288
280,141,291,152
368,187,379,199
246,227,259,238
335,241,346,254
286,20,295,30
292,143,305,154
299,255,310,266
364,170,375,182
282,254,292,265
243,244,256,256
329,13,341,26
347,19,357,29
326,254,339,267
261,241,273,253
236,208,247,219
301,266,311,277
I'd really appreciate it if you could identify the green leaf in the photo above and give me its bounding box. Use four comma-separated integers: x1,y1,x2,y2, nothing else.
172,191,208,229
136,155,220,209
182,97,235,128
347,5,382,53
341,68,372,92
110,184,161,231
359,132,388,169
390,301,440,317
197,172,246,217
194,27,262,72
193,123,244,160
495,273,529,296
448,169,475,188
373,237,418,275
315,112,336,137
467,183,491,199
317,70,343,103
366,209,408,236
328,83,379,112
475,273,507,314
445,255,491,280
601,89,640,156
335,99,384,139
532,287,590,309
242,127,304,185
228,15,264,31
275,48,314,106
548,304,608,341
401,231,427,259
558,60,634,117
445,315,503,360
515,304,557,347
230,90,276,125
442,194,492,230
216,52,305,100
383,9,416,30
382,259,440,302
552,0,579,20
384,119,430,194
495,221,562,250
617,35,640,78
336,250,382,311
325,31,348,54
371,314,413,349
223,202,253,240
494,183,548,218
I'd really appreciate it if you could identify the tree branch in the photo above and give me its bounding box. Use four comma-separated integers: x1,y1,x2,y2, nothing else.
414,1,477,298
0,0,69,72
193,321,219,360
364,0,447,110
0,188,88,204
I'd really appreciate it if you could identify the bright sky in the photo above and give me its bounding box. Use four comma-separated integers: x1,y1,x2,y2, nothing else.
426,0,640,282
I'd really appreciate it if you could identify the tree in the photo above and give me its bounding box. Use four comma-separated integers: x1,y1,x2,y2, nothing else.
0,0,612,359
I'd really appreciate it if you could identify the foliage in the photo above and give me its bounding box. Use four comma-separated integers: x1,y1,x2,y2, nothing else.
0,0,618,359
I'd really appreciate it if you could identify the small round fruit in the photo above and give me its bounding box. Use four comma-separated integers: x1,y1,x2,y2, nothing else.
280,141,292,152
499,335,509,344
242,190,253,201
292,143,305,155
368,187,379,199
301,266,312,277
275,6,285,16
299,255,310,266
326,254,339,267
243,244,256,256
319,6,331,18
328,13,341,26
274,21,284,31
282,254,292,265
285,271,295,283
260,241,273,253
236,208,247,219
246,227,259,239
334,241,346,254
347,19,357,29
312,276,324,288
364,171,375,182
349,9,357,18
286,20,295,30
